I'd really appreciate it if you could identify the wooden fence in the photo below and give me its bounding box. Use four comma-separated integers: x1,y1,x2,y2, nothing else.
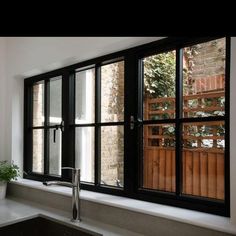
143,91,225,200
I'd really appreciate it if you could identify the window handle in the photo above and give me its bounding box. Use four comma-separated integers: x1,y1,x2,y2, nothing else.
53,126,59,143
130,116,142,130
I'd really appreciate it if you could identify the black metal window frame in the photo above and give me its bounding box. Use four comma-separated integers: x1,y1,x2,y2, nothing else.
24,37,230,216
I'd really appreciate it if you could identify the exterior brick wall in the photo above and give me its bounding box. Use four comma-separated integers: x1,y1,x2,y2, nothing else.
101,61,124,186
185,38,225,94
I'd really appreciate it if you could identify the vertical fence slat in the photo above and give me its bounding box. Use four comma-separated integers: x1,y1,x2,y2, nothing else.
185,151,193,195
143,149,148,188
172,150,176,192
193,151,200,196
182,151,186,194
147,150,153,189
165,150,172,191
216,153,224,200
208,152,217,198
159,149,165,190
152,149,159,189
200,152,208,197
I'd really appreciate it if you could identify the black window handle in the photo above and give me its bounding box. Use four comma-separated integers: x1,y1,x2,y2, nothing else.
53,120,64,143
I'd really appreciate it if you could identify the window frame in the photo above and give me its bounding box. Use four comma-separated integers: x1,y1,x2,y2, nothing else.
24,37,230,216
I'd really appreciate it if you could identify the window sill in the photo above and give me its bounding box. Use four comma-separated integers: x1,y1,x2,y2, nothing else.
10,178,236,235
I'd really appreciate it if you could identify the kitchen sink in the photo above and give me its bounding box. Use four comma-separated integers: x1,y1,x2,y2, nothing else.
0,217,102,236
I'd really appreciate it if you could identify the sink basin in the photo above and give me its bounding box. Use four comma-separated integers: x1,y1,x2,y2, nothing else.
0,217,102,236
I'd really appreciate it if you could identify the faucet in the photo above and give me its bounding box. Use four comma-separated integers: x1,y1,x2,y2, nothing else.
43,167,81,222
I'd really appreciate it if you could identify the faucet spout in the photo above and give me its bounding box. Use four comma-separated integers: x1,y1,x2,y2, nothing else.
43,181,73,188
42,168,81,222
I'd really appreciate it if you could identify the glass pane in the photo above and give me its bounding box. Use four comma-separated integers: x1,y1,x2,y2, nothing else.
182,121,225,200
142,124,175,192
32,129,44,173
183,38,225,118
101,61,124,122
75,68,95,124
33,81,44,126
49,76,62,125
101,126,124,187
75,127,94,183
49,129,62,176
143,51,176,120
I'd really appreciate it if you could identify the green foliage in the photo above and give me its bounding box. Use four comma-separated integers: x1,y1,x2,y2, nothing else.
0,161,20,182
144,52,176,98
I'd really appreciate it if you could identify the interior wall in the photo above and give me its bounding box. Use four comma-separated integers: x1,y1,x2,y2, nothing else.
0,38,9,162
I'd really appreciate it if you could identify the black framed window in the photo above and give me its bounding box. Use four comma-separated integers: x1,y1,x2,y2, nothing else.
24,37,230,216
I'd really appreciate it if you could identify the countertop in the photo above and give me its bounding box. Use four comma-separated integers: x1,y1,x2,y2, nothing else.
0,197,144,236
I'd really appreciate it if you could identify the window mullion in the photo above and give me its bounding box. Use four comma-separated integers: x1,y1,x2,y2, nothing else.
175,48,183,196
95,65,101,186
44,79,50,175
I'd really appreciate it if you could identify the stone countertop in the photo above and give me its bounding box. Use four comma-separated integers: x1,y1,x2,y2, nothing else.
0,197,144,236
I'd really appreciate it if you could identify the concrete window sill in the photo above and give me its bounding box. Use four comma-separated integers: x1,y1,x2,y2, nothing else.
9,178,236,235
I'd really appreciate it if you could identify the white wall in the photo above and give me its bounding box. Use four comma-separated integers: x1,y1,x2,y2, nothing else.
0,38,10,162
0,38,6,161
1,37,236,224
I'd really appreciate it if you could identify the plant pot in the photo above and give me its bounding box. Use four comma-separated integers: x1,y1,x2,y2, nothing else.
0,181,7,200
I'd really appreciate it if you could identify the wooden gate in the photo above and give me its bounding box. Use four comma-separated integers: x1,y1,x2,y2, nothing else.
143,91,225,200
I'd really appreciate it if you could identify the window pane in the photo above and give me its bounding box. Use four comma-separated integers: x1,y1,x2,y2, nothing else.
49,128,62,176
33,81,44,126
183,38,225,118
49,76,62,125
143,124,176,192
32,129,44,173
182,121,225,200
101,61,124,122
101,126,124,187
75,69,95,124
75,127,94,183
143,51,176,120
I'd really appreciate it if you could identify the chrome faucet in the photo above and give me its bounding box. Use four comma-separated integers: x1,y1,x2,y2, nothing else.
43,167,81,222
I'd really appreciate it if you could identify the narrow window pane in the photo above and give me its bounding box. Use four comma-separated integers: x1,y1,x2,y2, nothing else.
33,81,44,126
32,129,44,173
101,126,124,187
49,76,62,125
182,121,225,200
101,61,124,122
143,51,176,120
142,124,176,192
49,129,62,176
183,38,225,118
75,127,94,183
75,69,95,124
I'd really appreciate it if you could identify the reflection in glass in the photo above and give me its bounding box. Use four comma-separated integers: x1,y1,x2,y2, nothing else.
101,61,124,122
143,51,176,120
49,129,62,176
101,126,124,187
183,38,225,118
49,76,62,125
143,124,176,192
75,68,95,124
182,121,225,200
33,81,44,126
75,127,94,183
32,129,44,173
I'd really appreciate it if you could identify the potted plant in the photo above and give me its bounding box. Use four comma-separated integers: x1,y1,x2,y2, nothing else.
0,161,20,200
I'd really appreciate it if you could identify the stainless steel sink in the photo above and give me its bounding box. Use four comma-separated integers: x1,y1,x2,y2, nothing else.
0,217,102,236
